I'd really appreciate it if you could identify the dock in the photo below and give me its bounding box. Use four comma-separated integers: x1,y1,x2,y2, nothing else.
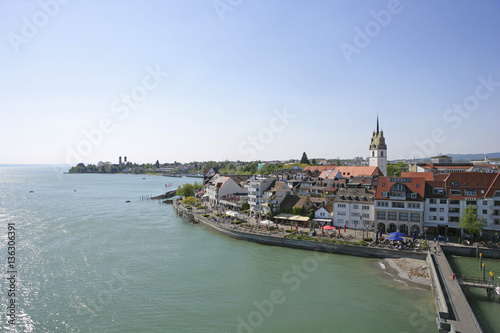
428,248,483,332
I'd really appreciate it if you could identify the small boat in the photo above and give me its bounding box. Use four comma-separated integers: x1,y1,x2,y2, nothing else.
142,178,146,180
29,190,34,193
125,200,131,203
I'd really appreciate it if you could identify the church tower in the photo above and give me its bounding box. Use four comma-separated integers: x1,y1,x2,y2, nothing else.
369,116,387,176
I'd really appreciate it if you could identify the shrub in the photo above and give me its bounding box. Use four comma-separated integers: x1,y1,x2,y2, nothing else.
233,220,242,225
202,214,210,217
364,237,373,242
241,223,248,226
285,229,295,233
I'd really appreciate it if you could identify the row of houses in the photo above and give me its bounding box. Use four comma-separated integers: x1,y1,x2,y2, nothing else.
203,165,500,238
202,119,499,238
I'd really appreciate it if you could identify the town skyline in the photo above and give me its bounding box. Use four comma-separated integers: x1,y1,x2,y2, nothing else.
1,1,499,164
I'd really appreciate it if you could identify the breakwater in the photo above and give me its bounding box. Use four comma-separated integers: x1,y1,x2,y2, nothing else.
173,201,426,260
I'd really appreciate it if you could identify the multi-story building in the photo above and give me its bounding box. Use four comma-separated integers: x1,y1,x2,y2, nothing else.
333,188,375,230
204,174,248,205
374,176,425,235
248,177,277,216
441,172,500,237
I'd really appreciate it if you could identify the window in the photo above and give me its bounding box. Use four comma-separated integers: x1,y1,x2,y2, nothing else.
450,189,462,195
362,213,370,218
382,183,386,187
337,211,346,216
482,210,487,214
377,211,386,219
465,190,477,196
450,181,459,187
353,205,359,209
411,213,420,221
429,216,437,221
439,217,444,221
430,207,437,212
440,199,447,204
450,200,460,205
429,199,436,204
392,202,404,208
381,151,384,157
382,192,389,198
337,203,346,208
483,200,488,205
388,212,397,220
416,183,420,188
408,203,420,209
411,193,417,199
377,201,389,207
399,212,408,221
351,212,359,217
433,188,444,195
362,205,370,210
495,191,500,198
439,208,444,213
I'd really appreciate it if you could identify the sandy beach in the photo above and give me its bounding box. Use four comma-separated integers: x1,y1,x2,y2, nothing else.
379,257,431,290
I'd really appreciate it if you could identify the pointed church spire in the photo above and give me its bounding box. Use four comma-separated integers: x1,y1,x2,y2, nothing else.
376,115,379,134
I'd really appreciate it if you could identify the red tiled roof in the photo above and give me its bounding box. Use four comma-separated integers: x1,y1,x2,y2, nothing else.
331,166,382,178
375,176,426,200
485,173,500,198
401,172,434,181
444,172,497,200
304,165,336,172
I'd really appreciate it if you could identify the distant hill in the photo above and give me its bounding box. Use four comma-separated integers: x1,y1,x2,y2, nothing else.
445,152,500,161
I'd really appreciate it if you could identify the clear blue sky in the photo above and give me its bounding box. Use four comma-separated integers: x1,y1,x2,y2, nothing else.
1,0,499,165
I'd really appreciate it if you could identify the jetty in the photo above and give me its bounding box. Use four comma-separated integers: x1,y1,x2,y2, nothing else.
427,245,483,333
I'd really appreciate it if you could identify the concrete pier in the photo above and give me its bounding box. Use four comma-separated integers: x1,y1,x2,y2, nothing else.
428,248,482,333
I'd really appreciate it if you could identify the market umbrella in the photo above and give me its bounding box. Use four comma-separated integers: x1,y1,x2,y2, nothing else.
386,235,404,241
389,231,406,237
323,225,335,230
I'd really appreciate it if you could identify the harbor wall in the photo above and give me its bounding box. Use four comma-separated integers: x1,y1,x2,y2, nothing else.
441,244,500,259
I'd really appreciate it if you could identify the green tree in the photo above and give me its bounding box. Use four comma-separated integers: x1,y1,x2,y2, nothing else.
293,207,303,216
311,159,317,166
193,181,203,191
241,201,250,211
459,205,487,238
155,160,160,168
176,183,195,197
308,208,315,220
183,196,200,206
300,152,310,165
386,162,408,177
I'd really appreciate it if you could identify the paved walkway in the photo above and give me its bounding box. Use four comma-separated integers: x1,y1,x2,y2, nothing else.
432,244,482,333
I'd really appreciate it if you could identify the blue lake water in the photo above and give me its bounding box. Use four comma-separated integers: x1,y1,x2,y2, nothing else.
0,166,436,332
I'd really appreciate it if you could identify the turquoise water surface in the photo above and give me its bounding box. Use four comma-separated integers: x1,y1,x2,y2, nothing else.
0,166,436,332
